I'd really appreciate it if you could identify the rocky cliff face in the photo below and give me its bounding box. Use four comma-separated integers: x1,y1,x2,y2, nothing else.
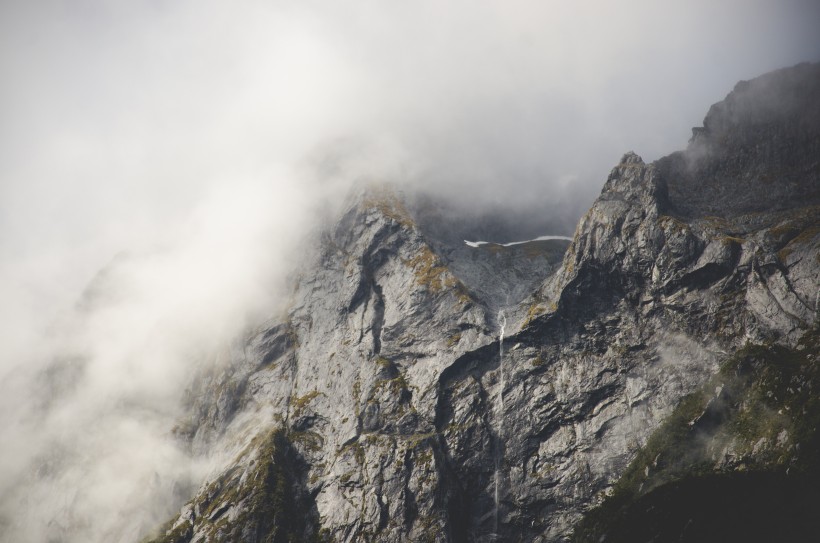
149,63,820,543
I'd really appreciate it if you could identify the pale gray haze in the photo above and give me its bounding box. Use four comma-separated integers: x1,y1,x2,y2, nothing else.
1,1,818,541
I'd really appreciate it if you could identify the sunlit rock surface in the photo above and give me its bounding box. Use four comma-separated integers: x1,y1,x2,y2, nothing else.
149,63,820,543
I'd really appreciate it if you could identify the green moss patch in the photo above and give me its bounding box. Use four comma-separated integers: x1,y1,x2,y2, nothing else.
291,390,324,419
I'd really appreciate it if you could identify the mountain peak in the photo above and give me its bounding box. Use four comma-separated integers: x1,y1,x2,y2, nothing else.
619,151,644,165
147,64,820,543
664,62,820,219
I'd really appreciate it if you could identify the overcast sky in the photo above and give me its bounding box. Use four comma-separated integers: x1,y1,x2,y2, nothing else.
2,1,819,275
1,1,819,541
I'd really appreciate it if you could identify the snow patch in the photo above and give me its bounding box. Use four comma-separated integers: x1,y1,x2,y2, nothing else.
464,235,573,248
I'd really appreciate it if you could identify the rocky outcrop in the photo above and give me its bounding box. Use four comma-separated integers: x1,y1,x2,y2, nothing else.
662,62,820,219
148,63,820,543
571,329,820,542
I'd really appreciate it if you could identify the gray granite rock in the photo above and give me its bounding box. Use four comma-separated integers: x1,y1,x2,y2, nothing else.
150,63,820,543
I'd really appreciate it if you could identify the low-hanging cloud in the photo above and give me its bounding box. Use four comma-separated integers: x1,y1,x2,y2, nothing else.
1,1,818,541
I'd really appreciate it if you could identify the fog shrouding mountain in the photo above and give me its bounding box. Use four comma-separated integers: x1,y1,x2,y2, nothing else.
1,1,819,542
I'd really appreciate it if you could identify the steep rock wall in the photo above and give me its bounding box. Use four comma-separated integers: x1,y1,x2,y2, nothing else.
149,63,820,543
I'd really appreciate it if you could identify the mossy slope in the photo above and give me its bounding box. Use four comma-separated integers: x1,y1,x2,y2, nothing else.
146,429,322,543
572,328,820,542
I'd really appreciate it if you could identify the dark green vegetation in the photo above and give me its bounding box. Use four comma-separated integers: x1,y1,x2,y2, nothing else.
574,472,820,543
145,429,322,543
572,328,820,542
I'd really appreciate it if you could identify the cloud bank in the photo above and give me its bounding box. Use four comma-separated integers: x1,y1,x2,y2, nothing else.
0,1,818,541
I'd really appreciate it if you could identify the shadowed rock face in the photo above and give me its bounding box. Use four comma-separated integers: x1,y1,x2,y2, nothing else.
148,63,820,543
659,62,820,219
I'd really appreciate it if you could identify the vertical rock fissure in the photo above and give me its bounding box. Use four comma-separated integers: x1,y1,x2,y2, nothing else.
372,281,386,355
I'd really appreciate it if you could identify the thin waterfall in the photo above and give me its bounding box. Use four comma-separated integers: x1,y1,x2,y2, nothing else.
494,310,507,536
497,311,506,414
